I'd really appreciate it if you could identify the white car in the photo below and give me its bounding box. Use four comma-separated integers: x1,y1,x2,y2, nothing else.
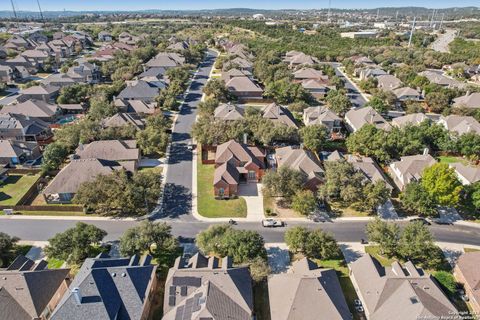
262,219,284,228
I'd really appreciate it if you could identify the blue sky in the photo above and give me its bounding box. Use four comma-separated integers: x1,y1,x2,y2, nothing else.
2,0,479,11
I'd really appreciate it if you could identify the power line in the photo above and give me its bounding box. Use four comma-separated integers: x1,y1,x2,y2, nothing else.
37,0,45,23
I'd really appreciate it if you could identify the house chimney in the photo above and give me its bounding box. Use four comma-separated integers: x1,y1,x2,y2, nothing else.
423,148,429,156
222,256,232,270
243,133,248,145
72,287,82,305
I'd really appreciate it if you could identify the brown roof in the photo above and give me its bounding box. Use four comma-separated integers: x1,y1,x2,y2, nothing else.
453,92,480,109
75,140,139,162
1,100,58,119
226,76,263,93
262,103,298,128
456,252,480,305
215,140,265,169
345,107,391,132
214,103,245,121
392,113,428,128
276,146,324,180
440,115,480,135
214,161,240,186
102,113,145,130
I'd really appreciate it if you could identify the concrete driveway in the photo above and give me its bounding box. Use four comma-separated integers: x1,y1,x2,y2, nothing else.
437,206,462,224
377,200,398,220
238,183,264,221
266,243,291,274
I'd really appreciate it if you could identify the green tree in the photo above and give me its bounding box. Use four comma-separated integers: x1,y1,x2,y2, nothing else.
421,163,463,206
319,160,365,205
471,183,480,210
44,222,107,265
262,167,305,200
0,232,20,268
284,226,309,253
366,96,389,113
358,181,390,213
249,256,271,282
304,229,340,259
433,271,457,296
457,133,480,158
88,96,116,121
366,218,400,256
400,182,437,216
119,221,179,268
196,224,231,255
291,190,317,216
425,91,450,113
136,113,171,155
300,125,328,153
41,142,68,172
198,98,219,116
398,222,437,267
326,90,352,116
203,78,230,101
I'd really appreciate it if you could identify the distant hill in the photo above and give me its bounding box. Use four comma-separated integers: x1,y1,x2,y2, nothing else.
0,6,478,19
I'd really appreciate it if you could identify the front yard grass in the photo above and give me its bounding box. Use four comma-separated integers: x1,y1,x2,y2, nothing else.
364,246,394,266
0,174,40,205
197,159,247,218
330,202,370,217
438,156,469,165
47,258,65,269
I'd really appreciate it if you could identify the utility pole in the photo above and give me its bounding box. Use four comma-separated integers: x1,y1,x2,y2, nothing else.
395,11,399,23
327,0,332,22
408,16,416,48
10,0,20,29
37,0,44,24
439,13,445,30
430,9,436,28
376,8,379,20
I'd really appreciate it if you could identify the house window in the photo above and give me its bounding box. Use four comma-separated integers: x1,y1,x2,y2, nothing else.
248,171,256,180
218,188,225,197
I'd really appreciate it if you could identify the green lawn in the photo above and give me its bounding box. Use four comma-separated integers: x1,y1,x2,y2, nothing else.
438,156,468,165
47,258,65,269
0,174,40,205
365,246,394,266
316,258,362,320
197,159,247,218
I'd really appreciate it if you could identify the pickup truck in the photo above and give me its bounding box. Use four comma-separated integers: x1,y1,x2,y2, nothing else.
262,219,285,228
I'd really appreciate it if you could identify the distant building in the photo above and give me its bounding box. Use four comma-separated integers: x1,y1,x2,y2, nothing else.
340,31,378,39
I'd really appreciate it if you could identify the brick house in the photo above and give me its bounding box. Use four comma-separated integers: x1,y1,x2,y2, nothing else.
213,140,265,198
454,251,480,314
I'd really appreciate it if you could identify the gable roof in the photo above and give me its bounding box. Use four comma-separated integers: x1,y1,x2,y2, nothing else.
0,100,58,119
293,68,328,81
346,155,392,189
440,115,480,135
214,103,245,121
455,252,480,306
0,113,50,135
419,70,465,89
226,76,263,93
350,255,457,320
215,140,265,169
117,80,159,101
19,84,59,96
268,258,351,320
392,87,421,100
303,106,341,125
450,163,480,185
51,254,156,320
392,113,429,128
262,103,298,128
276,146,324,180
162,253,253,320
345,106,391,132
0,255,70,320
453,92,480,109
0,140,38,158
75,140,139,162
391,154,437,188
376,74,402,91
102,113,145,130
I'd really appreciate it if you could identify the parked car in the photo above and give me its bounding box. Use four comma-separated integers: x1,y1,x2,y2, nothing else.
410,218,431,225
262,219,285,228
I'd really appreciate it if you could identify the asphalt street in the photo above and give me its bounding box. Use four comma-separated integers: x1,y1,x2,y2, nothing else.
331,62,367,108
154,49,218,221
1,219,480,246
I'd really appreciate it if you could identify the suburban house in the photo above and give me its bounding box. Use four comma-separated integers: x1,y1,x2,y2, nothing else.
225,76,263,100
16,85,60,103
453,92,480,109
20,49,50,69
117,99,157,116
43,159,117,203
262,103,298,128
392,87,422,105
419,70,465,89
41,73,76,88
438,115,480,135
98,31,113,42
449,163,480,185
303,106,342,136
268,258,351,320
51,253,157,320
275,146,325,191
1,100,60,122
167,41,189,51
389,153,437,191
0,113,52,143
0,65,20,83
223,57,254,73
3,56,37,74
117,80,159,103
66,61,100,83
146,52,185,69
350,255,457,320
283,51,319,68
138,67,167,82
345,107,391,132
0,140,40,166
213,140,265,198
454,251,480,314
301,79,333,98
74,140,140,170
162,253,253,320
376,74,402,91
214,103,245,121
357,67,387,80
0,255,71,320
118,32,142,45
292,67,329,82
391,113,429,128
221,68,252,83
102,113,146,131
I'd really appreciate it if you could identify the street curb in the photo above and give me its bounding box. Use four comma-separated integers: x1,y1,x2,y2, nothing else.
0,215,137,221
336,66,370,103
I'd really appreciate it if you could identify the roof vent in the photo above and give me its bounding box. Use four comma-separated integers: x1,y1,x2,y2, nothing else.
121,273,126,277
111,272,116,277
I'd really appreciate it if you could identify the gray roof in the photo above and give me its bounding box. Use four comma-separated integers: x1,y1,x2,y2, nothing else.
19,84,60,95
102,113,145,130
455,252,480,307
303,106,341,126
346,155,393,190
124,100,156,115
226,76,263,93
0,255,70,320
75,140,139,162
139,67,167,78
51,254,156,320
1,100,58,119
345,107,391,132
262,103,298,128
453,92,480,109
392,87,421,100
450,163,480,185
268,258,351,320
276,146,324,180
419,70,465,89
117,80,159,101
293,67,328,81
439,115,480,135
376,74,402,91
0,140,38,158
391,113,429,128
214,103,245,121
350,255,457,320
0,113,50,135
162,253,253,320
390,154,437,190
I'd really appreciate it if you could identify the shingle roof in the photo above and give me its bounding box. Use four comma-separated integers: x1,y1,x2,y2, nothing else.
345,106,391,132
117,80,159,101
1,100,58,119
0,140,38,158
350,255,457,320
215,140,265,169
440,115,480,135
162,253,253,320
346,155,392,189
276,146,324,180
262,103,298,128
268,258,351,320
390,154,437,190
51,254,156,320
454,92,480,109
376,74,402,91
0,255,70,320
450,163,480,185
392,87,421,100
392,113,429,128
455,252,480,307
226,76,263,93
303,106,341,126
102,113,145,130
419,70,465,89
0,113,50,135
214,103,245,121
293,67,328,81
75,140,139,162
19,84,59,95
